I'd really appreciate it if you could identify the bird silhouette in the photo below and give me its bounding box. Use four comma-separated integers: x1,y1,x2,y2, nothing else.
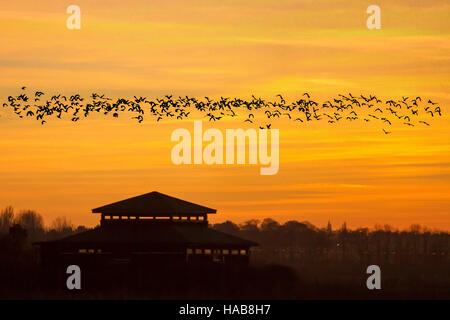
1,88,442,134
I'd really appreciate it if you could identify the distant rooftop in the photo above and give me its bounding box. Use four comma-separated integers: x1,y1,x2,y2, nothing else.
92,191,217,216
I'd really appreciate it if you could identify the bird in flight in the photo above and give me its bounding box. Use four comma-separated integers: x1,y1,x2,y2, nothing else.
1,89,442,134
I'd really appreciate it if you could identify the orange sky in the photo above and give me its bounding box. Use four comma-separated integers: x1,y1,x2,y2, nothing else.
0,1,449,230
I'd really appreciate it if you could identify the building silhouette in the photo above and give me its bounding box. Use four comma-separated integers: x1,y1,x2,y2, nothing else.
36,192,257,273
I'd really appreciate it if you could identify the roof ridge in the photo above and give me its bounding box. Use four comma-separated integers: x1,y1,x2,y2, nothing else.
91,191,217,216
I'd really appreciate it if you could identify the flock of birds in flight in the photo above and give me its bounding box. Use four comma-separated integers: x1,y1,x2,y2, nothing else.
1,87,443,134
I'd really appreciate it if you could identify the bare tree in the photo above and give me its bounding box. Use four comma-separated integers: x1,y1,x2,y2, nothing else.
0,206,14,234
261,218,280,232
14,210,44,241
50,216,73,233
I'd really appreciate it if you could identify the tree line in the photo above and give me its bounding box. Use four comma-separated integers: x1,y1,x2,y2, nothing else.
1,206,448,257
212,218,449,265
0,206,86,248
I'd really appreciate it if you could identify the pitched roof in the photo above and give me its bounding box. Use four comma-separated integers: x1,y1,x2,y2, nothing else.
92,191,216,216
40,223,256,248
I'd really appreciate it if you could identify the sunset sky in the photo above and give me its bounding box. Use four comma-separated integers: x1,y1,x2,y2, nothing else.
0,0,449,230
